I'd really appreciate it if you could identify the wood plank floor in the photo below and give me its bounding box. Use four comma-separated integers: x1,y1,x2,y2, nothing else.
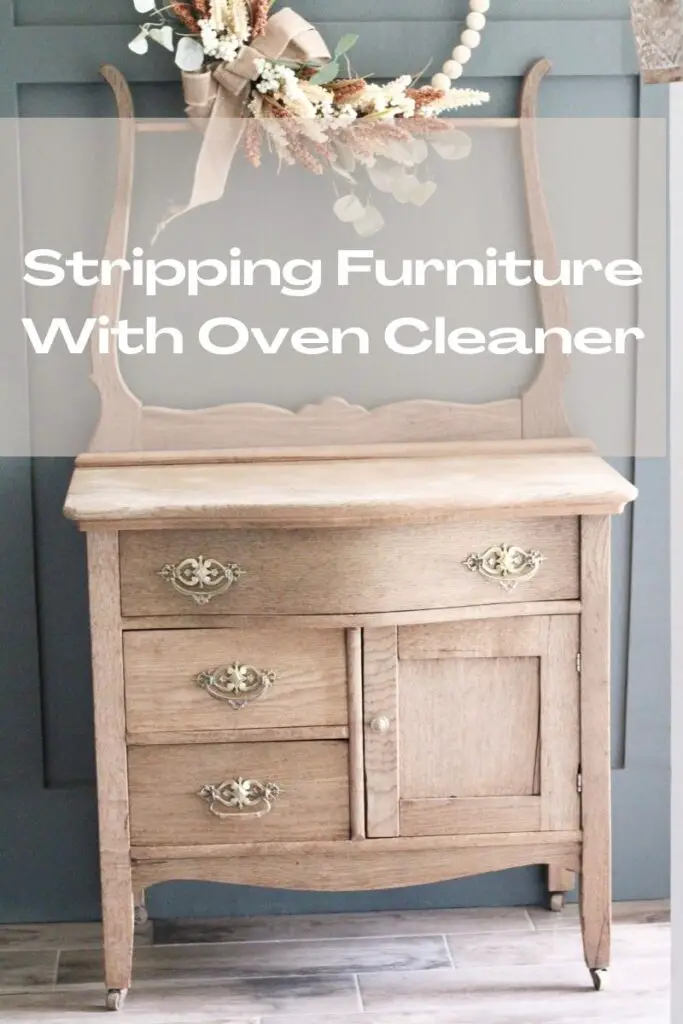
0,901,669,1022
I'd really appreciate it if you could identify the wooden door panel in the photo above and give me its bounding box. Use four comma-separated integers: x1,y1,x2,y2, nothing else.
364,616,580,839
399,657,541,799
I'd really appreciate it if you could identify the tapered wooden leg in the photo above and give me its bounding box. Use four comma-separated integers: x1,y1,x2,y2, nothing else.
579,517,612,984
101,870,134,998
88,533,135,1006
547,866,574,911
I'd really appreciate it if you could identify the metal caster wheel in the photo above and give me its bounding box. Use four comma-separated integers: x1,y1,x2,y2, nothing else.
590,968,609,991
105,988,128,1010
133,904,149,928
549,892,565,912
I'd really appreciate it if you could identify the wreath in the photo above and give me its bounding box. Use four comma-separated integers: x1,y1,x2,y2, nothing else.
128,1,491,233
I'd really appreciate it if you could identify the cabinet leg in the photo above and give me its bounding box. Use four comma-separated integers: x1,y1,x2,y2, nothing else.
102,879,134,997
547,866,574,912
580,861,611,979
134,889,149,932
88,533,135,1000
579,516,612,987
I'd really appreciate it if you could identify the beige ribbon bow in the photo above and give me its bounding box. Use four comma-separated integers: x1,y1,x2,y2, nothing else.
179,7,331,217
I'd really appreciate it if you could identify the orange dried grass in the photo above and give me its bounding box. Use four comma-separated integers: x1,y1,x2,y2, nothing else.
170,2,200,33
242,119,263,167
278,123,327,174
328,77,366,102
250,0,270,37
407,86,447,109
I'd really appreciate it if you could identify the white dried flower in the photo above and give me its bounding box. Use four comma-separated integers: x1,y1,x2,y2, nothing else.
389,93,416,118
382,75,412,99
281,90,318,118
247,92,264,116
375,76,416,118
300,81,334,105
199,20,218,51
210,0,248,36
299,80,336,119
354,83,388,115
315,97,336,120
434,88,490,112
254,61,281,93
332,104,358,127
198,18,244,61
228,0,250,41
254,60,300,100
209,0,232,32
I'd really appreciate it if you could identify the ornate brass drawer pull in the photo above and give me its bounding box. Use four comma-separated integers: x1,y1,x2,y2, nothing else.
157,555,244,605
196,663,276,710
198,777,281,819
463,543,545,591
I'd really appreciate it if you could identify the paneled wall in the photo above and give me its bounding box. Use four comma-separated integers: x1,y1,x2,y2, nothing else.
0,0,670,921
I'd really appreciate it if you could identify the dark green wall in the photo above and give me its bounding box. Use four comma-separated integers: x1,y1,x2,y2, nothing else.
0,0,670,922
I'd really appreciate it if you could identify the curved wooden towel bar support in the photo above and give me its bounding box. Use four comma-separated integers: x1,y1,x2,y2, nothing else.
90,65,142,451
87,59,572,454
518,58,572,439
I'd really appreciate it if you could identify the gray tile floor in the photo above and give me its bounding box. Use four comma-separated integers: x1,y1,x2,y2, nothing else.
0,901,670,1023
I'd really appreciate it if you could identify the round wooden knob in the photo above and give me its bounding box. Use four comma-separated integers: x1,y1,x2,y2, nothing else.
370,716,391,735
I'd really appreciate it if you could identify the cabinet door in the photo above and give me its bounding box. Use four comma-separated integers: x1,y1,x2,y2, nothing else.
363,617,580,839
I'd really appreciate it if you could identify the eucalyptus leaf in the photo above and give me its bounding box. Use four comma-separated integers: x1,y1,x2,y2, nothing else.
333,194,365,223
128,29,150,55
148,24,174,52
309,59,340,86
431,131,472,161
334,33,359,58
409,180,438,207
353,204,385,237
367,158,403,194
391,171,419,204
175,35,204,72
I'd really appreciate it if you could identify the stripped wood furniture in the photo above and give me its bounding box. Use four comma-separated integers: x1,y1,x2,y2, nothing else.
64,60,637,1009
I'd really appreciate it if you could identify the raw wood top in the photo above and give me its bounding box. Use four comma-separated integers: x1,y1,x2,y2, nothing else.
64,445,638,529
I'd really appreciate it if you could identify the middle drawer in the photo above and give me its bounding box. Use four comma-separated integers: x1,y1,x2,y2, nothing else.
123,627,348,737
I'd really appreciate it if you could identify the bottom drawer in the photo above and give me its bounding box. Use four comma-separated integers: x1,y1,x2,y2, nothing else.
128,741,350,846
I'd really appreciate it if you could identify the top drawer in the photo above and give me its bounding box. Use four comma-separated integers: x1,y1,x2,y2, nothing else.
119,519,579,617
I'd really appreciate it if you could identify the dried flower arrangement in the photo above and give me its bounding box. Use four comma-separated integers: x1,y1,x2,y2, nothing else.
630,0,683,82
129,1,491,234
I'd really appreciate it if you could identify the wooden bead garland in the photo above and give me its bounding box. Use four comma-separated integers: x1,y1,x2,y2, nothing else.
432,0,490,87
